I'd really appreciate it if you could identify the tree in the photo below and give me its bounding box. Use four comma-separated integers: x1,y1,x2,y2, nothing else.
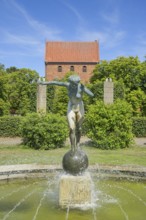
0,63,5,73
126,89,146,116
46,71,73,115
4,68,39,115
6,66,19,74
0,99,10,116
140,60,146,93
90,56,146,116
90,56,144,92
0,64,8,116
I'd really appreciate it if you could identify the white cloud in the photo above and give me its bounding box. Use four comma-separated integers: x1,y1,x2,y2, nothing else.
61,0,85,25
62,0,125,50
137,33,146,46
77,27,126,49
0,0,63,62
129,33,146,60
101,8,119,25
0,50,34,58
8,0,62,40
1,31,41,46
107,30,126,48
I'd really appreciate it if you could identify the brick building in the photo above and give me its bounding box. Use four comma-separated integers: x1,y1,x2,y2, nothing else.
45,40,100,83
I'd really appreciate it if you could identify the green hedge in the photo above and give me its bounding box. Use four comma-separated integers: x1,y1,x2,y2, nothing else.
20,113,68,150
1,114,146,143
132,117,146,137
0,116,22,137
84,100,133,149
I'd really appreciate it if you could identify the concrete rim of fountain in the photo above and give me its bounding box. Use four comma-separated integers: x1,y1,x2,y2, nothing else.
0,164,146,181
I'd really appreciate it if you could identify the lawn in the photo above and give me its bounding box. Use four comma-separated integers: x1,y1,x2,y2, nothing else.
0,143,146,167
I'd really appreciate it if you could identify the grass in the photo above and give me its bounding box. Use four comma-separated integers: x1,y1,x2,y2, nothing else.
0,143,146,167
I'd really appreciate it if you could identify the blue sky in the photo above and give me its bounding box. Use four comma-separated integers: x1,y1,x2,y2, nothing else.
0,0,146,76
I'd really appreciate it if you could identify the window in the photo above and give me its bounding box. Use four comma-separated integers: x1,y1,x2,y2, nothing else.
58,66,62,72
82,65,87,72
70,66,74,71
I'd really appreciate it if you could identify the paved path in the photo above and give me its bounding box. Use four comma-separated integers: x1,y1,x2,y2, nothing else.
0,136,146,146
0,137,23,146
134,137,146,146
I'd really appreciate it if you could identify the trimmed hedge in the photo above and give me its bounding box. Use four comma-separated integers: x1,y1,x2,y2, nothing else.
0,116,22,137
84,100,133,149
132,117,146,137
20,113,68,150
0,115,146,142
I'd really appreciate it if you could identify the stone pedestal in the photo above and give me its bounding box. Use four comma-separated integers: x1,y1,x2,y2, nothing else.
104,79,114,104
36,84,47,113
59,173,92,208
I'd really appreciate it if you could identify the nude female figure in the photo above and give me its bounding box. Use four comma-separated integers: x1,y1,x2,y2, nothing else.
39,75,94,153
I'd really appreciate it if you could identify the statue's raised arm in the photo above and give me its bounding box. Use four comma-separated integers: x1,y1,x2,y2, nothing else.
38,79,69,87
81,84,94,97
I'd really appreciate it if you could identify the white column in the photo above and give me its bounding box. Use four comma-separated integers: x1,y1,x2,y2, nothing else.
104,78,114,104
36,84,47,113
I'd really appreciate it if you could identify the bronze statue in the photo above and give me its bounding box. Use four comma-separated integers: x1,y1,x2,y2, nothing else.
39,75,94,175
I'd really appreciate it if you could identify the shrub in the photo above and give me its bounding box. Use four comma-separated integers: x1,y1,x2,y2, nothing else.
114,81,125,100
20,113,68,150
0,99,10,116
126,89,146,116
85,100,133,149
0,115,22,137
132,117,146,137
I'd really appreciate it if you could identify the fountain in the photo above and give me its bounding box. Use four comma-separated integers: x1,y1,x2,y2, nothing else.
0,74,146,219
0,171,146,220
39,74,94,208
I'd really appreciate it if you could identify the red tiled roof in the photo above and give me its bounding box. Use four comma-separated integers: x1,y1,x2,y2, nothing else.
45,41,99,63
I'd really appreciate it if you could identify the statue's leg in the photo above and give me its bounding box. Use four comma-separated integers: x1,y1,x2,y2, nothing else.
76,114,84,150
76,106,84,150
67,110,76,153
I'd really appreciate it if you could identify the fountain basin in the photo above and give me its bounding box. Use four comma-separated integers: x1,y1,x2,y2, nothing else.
0,164,146,220
0,164,146,181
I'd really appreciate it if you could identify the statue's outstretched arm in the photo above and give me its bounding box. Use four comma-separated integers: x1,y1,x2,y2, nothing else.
38,80,69,87
83,86,94,97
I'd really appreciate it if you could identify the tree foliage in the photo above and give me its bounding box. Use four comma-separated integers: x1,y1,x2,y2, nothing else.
90,56,146,116
91,56,146,92
0,65,39,115
111,56,142,90
126,89,146,116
